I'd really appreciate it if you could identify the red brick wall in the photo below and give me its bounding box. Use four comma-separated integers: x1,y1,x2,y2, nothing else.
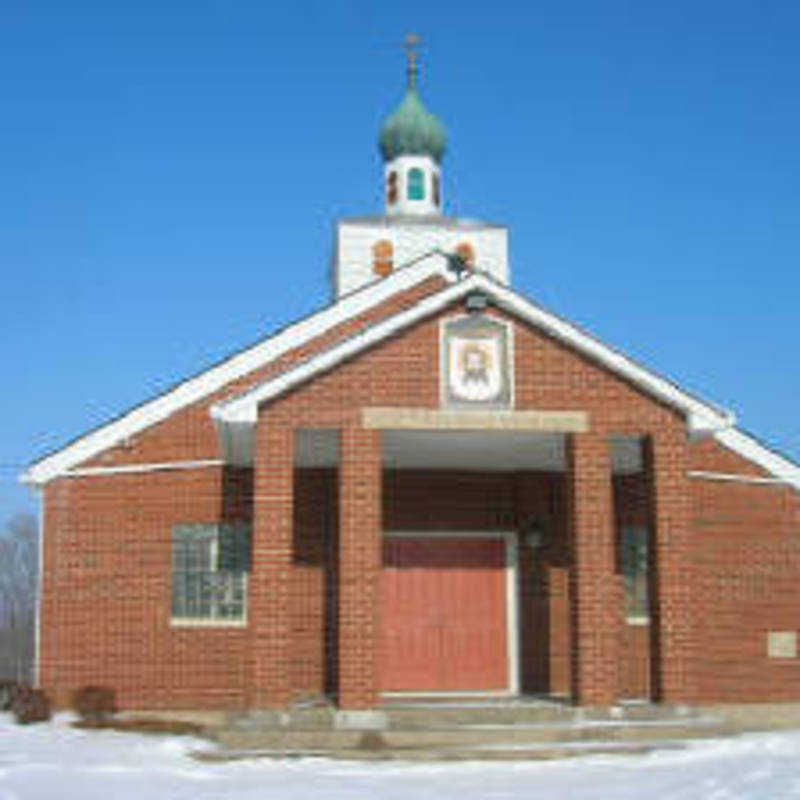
40,293,800,708
337,428,382,709
41,464,345,710
691,436,771,477
41,468,250,710
683,436,800,702
40,461,614,708
690,477,800,701
567,432,622,705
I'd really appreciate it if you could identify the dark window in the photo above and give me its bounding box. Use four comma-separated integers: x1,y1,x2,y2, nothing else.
407,168,425,201
620,525,649,620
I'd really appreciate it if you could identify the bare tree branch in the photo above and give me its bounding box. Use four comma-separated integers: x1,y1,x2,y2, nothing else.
0,513,38,681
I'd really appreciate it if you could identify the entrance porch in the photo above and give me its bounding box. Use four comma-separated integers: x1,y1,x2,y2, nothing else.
247,424,668,710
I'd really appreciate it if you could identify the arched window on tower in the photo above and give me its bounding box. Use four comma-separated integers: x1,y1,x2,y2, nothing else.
386,171,398,205
455,242,476,270
372,239,394,277
407,168,425,201
432,173,440,207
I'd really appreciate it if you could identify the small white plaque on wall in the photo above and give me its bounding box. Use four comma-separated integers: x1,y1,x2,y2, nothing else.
767,631,797,659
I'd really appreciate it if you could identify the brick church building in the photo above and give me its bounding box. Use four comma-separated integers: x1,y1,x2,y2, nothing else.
23,50,800,714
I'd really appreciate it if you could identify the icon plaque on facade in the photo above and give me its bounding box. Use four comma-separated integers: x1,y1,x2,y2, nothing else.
442,315,512,408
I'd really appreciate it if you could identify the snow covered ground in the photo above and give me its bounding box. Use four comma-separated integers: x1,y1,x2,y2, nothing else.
1,712,800,799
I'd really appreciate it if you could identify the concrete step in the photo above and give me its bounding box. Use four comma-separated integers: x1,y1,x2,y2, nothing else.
195,740,683,763
212,716,729,752
223,707,337,732
219,702,577,732
380,701,706,729
219,701,708,734
212,729,362,750
381,703,575,728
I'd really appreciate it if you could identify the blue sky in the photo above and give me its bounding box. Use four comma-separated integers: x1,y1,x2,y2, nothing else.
1,0,798,516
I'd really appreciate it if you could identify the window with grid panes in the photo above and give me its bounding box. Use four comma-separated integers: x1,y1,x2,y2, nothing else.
171,523,250,622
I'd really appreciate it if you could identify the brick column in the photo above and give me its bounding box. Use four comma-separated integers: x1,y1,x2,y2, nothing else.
646,431,695,703
248,422,294,708
338,426,382,709
567,431,621,706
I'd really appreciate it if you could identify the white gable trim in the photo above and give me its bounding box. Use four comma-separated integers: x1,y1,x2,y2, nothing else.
216,275,800,487
26,259,798,490
483,277,735,435
214,272,734,435
22,256,453,486
214,276,483,425
688,470,794,487
712,428,800,490
63,459,225,479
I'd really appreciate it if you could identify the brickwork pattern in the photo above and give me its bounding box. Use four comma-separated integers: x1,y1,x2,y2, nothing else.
647,432,695,702
567,433,621,706
690,438,800,701
41,468,250,710
248,423,294,708
338,428,382,709
39,290,800,709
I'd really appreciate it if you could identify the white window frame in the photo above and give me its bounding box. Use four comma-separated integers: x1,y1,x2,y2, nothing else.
170,526,249,628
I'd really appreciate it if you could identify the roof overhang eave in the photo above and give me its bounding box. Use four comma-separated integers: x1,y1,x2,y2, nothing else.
212,273,736,440
19,254,457,486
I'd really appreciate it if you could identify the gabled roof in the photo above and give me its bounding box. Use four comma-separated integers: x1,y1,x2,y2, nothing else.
213,273,800,488
213,271,735,432
21,255,455,486
22,259,800,490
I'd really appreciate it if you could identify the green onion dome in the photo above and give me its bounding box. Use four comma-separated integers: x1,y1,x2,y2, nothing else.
378,87,447,164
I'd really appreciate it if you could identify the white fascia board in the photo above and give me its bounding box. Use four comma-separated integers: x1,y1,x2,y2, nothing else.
713,428,800,490
214,274,484,424
688,470,794,486
214,273,734,434
482,278,735,434
21,257,451,486
63,459,225,478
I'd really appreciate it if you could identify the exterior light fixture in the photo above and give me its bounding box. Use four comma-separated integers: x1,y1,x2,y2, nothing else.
525,517,548,551
465,291,488,313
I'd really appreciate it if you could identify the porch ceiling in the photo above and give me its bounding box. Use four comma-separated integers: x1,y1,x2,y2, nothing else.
382,430,565,471
294,429,644,474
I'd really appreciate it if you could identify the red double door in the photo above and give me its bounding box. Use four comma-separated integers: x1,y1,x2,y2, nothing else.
380,536,509,692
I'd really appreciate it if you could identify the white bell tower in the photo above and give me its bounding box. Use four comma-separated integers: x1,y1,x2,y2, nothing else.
331,36,510,299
